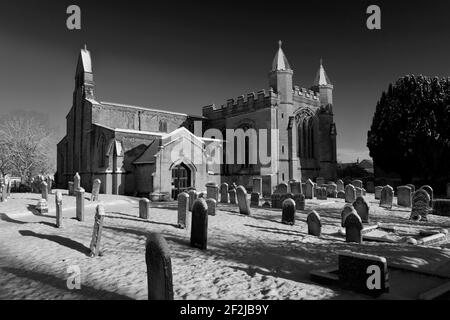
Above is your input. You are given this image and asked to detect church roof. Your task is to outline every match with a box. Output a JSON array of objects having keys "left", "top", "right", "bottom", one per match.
[
  {"left": 313, "top": 59, "right": 332, "bottom": 86},
  {"left": 271, "top": 40, "right": 291, "bottom": 71}
]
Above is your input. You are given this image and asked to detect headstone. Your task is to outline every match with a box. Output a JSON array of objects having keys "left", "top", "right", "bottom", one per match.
[
  {"left": 35, "top": 198, "right": 48, "bottom": 214},
  {"left": 220, "top": 183, "right": 229, "bottom": 203},
  {"left": 290, "top": 181, "right": 302, "bottom": 195},
  {"left": 406, "top": 184, "right": 415, "bottom": 193},
  {"left": 280, "top": 193, "right": 294, "bottom": 204},
  {"left": 253, "top": 177, "right": 262, "bottom": 195},
  {"left": 74, "top": 172, "right": 81, "bottom": 190},
  {"left": 206, "top": 198, "right": 216, "bottom": 216},
  {"left": 353, "top": 196, "right": 369, "bottom": 223},
  {"left": 89, "top": 204, "right": 105, "bottom": 257},
  {"left": 190, "top": 198, "right": 208, "bottom": 250},
  {"left": 250, "top": 192, "right": 260, "bottom": 207},
  {"left": 355, "top": 187, "right": 363, "bottom": 198},
  {"left": 271, "top": 193, "right": 281, "bottom": 209},
  {"left": 76, "top": 187, "right": 85, "bottom": 221},
  {"left": 366, "top": 181, "right": 375, "bottom": 193},
  {"left": 316, "top": 177, "right": 325, "bottom": 186},
  {"left": 177, "top": 192, "right": 189, "bottom": 228},
  {"left": 326, "top": 183, "right": 337, "bottom": 197},
  {"left": 341, "top": 204, "right": 358, "bottom": 227},
  {"left": 274, "top": 182, "right": 288, "bottom": 194},
  {"left": 397, "top": 186, "right": 412, "bottom": 207},
  {"left": 46, "top": 176, "right": 52, "bottom": 195},
  {"left": 261, "top": 175, "right": 272, "bottom": 197},
  {"left": 91, "top": 179, "right": 101, "bottom": 201},
  {"left": 205, "top": 182, "right": 219, "bottom": 201},
  {"left": 305, "top": 179, "right": 314, "bottom": 199},
  {"left": 352, "top": 180, "right": 363, "bottom": 189},
  {"left": 374, "top": 186, "right": 383, "bottom": 200},
  {"left": 281, "top": 198, "right": 296, "bottom": 225},
  {"left": 345, "top": 184, "right": 356, "bottom": 203},
  {"left": 337, "top": 191, "right": 345, "bottom": 199},
  {"left": 236, "top": 186, "right": 251, "bottom": 215},
  {"left": 316, "top": 187, "right": 327, "bottom": 200},
  {"left": 336, "top": 179, "right": 344, "bottom": 192},
  {"left": 293, "top": 193, "right": 305, "bottom": 210},
  {"left": 229, "top": 189, "right": 237, "bottom": 204},
  {"left": 145, "top": 233, "right": 174, "bottom": 300},
  {"left": 410, "top": 189, "right": 431, "bottom": 221},
  {"left": 344, "top": 213, "right": 363, "bottom": 243},
  {"left": 420, "top": 185, "right": 433, "bottom": 206},
  {"left": 41, "top": 181, "right": 48, "bottom": 201},
  {"left": 68, "top": 181, "right": 74, "bottom": 196},
  {"left": 1, "top": 183, "right": 6, "bottom": 202},
  {"left": 188, "top": 189, "right": 198, "bottom": 211},
  {"left": 139, "top": 198, "right": 150, "bottom": 220},
  {"left": 380, "top": 185, "right": 393, "bottom": 209},
  {"left": 55, "top": 191, "right": 63, "bottom": 228},
  {"left": 307, "top": 210, "right": 321, "bottom": 236}
]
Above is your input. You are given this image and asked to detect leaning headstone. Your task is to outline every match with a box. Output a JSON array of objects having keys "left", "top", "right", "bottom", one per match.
[
  {"left": 190, "top": 198, "right": 208, "bottom": 250},
  {"left": 206, "top": 198, "right": 216, "bottom": 216},
  {"left": 177, "top": 192, "right": 189, "bottom": 228},
  {"left": 420, "top": 185, "right": 433, "bottom": 206},
  {"left": 229, "top": 189, "right": 237, "bottom": 204},
  {"left": 336, "top": 179, "right": 344, "bottom": 192},
  {"left": 307, "top": 210, "right": 321, "bottom": 236},
  {"left": 250, "top": 192, "right": 260, "bottom": 207},
  {"left": 236, "top": 186, "right": 251, "bottom": 215},
  {"left": 220, "top": 183, "right": 229, "bottom": 203},
  {"left": 145, "top": 233, "right": 174, "bottom": 300},
  {"left": 366, "top": 181, "right": 375, "bottom": 193},
  {"left": 410, "top": 189, "right": 431, "bottom": 221},
  {"left": 91, "top": 179, "right": 101, "bottom": 201},
  {"left": 89, "top": 204, "right": 105, "bottom": 257},
  {"left": 35, "top": 198, "right": 48, "bottom": 214},
  {"left": 341, "top": 204, "right": 358, "bottom": 227},
  {"left": 76, "top": 187, "right": 85, "bottom": 221},
  {"left": 353, "top": 196, "right": 369, "bottom": 223},
  {"left": 290, "top": 181, "right": 302, "bottom": 195},
  {"left": 397, "top": 186, "right": 412, "bottom": 207},
  {"left": 337, "top": 191, "right": 345, "bottom": 199},
  {"left": 344, "top": 213, "right": 363, "bottom": 243},
  {"left": 205, "top": 182, "right": 219, "bottom": 201},
  {"left": 139, "top": 198, "right": 150, "bottom": 220},
  {"left": 345, "top": 184, "right": 356, "bottom": 203},
  {"left": 352, "top": 180, "right": 363, "bottom": 189},
  {"left": 380, "top": 185, "right": 394, "bottom": 209},
  {"left": 274, "top": 182, "right": 288, "bottom": 194},
  {"left": 293, "top": 193, "right": 305, "bottom": 210},
  {"left": 253, "top": 177, "right": 262, "bottom": 195},
  {"left": 271, "top": 193, "right": 282, "bottom": 209},
  {"left": 188, "top": 190, "right": 198, "bottom": 211},
  {"left": 375, "top": 186, "right": 383, "bottom": 200},
  {"left": 281, "top": 198, "right": 296, "bottom": 225},
  {"left": 55, "top": 191, "right": 63, "bottom": 228},
  {"left": 305, "top": 179, "right": 314, "bottom": 199},
  {"left": 41, "top": 181, "right": 48, "bottom": 201},
  {"left": 316, "top": 177, "right": 325, "bottom": 186},
  {"left": 74, "top": 172, "right": 81, "bottom": 190},
  {"left": 68, "top": 181, "right": 74, "bottom": 196}
]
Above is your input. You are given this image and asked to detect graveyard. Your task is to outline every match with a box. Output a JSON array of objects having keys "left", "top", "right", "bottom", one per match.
[{"left": 0, "top": 178, "right": 449, "bottom": 300}]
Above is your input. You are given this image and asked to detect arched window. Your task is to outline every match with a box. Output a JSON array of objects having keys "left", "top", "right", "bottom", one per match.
[{"left": 298, "top": 116, "right": 315, "bottom": 159}]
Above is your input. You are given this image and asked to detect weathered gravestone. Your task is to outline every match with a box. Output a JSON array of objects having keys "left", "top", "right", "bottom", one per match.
[
  {"left": 206, "top": 182, "right": 219, "bottom": 201},
  {"left": 220, "top": 183, "right": 229, "bottom": 203},
  {"left": 250, "top": 192, "right": 260, "bottom": 207},
  {"left": 206, "top": 198, "right": 216, "bottom": 216},
  {"left": 305, "top": 179, "right": 314, "bottom": 199},
  {"left": 236, "top": 186, "right": 251, "bottom": 215},
  {"left": 190, "top": 198, "right": 208, "bottom": 250},
  {"left": 420, "top": 185, "right": 433, "bottom": 206},
  {"left": 74, "top": 172, "right": 81, "bottom": 190},
  {"left": 397, "top": 186, "right": 412, "bottom": 207},
  {"left": 229, "top": 189, "right": 237, "bottom": 204},
  {"left": 344, "top": 213, "right": 363, "bottom": 243},
  {"left": 290, "top": 181, "right": 302, "bottom": 195},
  {"left": 345, "top": 184, "right": 356, "bottom": 203},
  {"left": 341, "top": 204, "right": 358, "bottom": 227},
  {"left": 274, "top": 182, "right": 288, "bottom": 194},
  {"left": 35, "top": 198, "right": 48, "bottom": 214},
  {"left": 177, "top": 192, "right": 189, "bottom": 228},
  {"left": 68, "top": 181, "right": 74, "bottom": 196},
  {"left": 410, "top": 189, "right": 431, "bottom": 221},
  {"left": 46, "top": 176, "right": 52, "bottom": 195},
  {"left": 337, "top": 191, "right": 345, "bottom": 199},
  {"left": 271, "top": 193, "right": 281, "bottom": 209},
  {"left": 307, "top": 210, "right": 321, "bottom": 237},
  {"left": 261, "top": 175, "right": 272, "bottom": 198},
  {"left": 293, "top": 193, "right": 305, "bottom": 210},
  {"left": 253, "top": 177, "right": 262, "bottom": 195},
  {"left": 139, "top": 198, "right": 150, "bottom": 220},
  {"left": 41, "top": 181, "right": 48, "bottom": 201},
  {"left": 336, "top": 179, "right": 344, "bottom": 192},
  {"left": 280, "top": 193, "right": 294, "bottom": 204},
  {"left": 316, "top": 177, "right": 325, "bottom": 186},
  {"left": 91, "top": 179, "right": 101, "bottom": 201},
  {"left": 281, "top": 198, "right": 296, "bottom": 225},
  {"left": 326, "top": 183, "right": 337, "bottom": 198},
  {"left": 406, "top": 184, "right": 415, "bottom": 193},
  {"left": 374, "top": 186, "right": 383, "bottom": 200},
  {"left": 89, "top": 204, "right": 105, "bottom": 257},
  {"left": 366, "top": 181, "right": 375, "bottom": 193},
  {"left": 188, "top": 190, "right": 197, "bottom": 211},
  {"left": 76, "top": 187, "right": 85, "bottom": 221},
  {"left": 316, "top": 187, "right": 327, "bottom": 200},
  {"left": 55, "top": 191, "right": 63, "bottom": 228},
  {"left": 355, "top": 187, "right": 363, "bottom": 198},
  {"left": 338, "top": 251, "right": 389, "bottom": 297},
  {"left": 352, "top": 180, "right": 363, "bottom": 189},
  {"left": 145, "top": 232, "right": 174, "bottom": 300},
  {"left": 380, "top": 185, "right": 393, "bottom": 209},
  {"left": 353, "top": 196, "right": 369, "bottom": 223}
]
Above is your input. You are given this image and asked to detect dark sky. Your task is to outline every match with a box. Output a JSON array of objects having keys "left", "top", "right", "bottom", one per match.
[{"left": 1, "top": 0, "right": 450, "bottom": 162}]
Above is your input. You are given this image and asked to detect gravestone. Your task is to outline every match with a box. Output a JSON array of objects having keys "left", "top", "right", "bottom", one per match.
[
  {"left": 274, "top": 182, "right": 288, "bottom": 194},
  {"left": 337, "top": 191, "right": 345, "bottom": 199},
  {"left": 397, "top": 186, "right": 412, "bottom": 207},
  {"left": 145, "top": 233, "right": 174, "bottom": 300},
  {"left": 352, "top": 180, "right": 363, "bottom": 189},
  {"left": 55, "top": 191, "right": 63, "bottom": 228},
  {"left": 253, "top": 177, "right": 262, "bottom": 195},
  {"left": 89, "top": 204, "right": 105, "bottom": 257},
  {"left": 206, "top": 198, "right": 216, "bottom": 216},
  {"left": 205, "top": 182, "right": 219, "bottom": 201},
  {"left": 316, "top": 177, "right": 325, "bottom": 186},
  {"left": 68, "top": 181, "right": 74, "bottom": 196},
  {"left": 341, "top": 204, "right": 358, "bottom": 227},
  {"left": 336, "top": 180, "right": 344, "bottom": 192},
  {"left": 280, "top": 193, "right": 294, "bottom": 204},
  {"left": 293, "top": 193, "right": 305, "bottom": 210},
  {"left": 344, "top": 213, "right": 363, "bottom": 243},
  {"left": 1, "top": 183, "right": 6, "bottom": 202},
  {"left": 236, "top": 186, "right": 251, "bottom": 215},
  {"left": 74, "top": 172, "right": 81, "bottom": 190},
  {"left": 380, "top": 185, "right": 394, "bottom": 209},
  {"left": 345, "top": 184, "right": 356, "bottom": 203},
  {"left": 229, "top": 189, "right": 237, "bottom": 204},
  {"left": 326, "top": 183, "right": 337, "bottom": 197},
  {"left": 305, "top": 179, "right": 314, "bottom": 199},
  {"left": 190, "top": 198, "right": 208, "bottom": 250},
  {"left": 91, "top": 179, "right": 101, "bottom": 201},
  {"left": 353, "top": 196, "right": 369, "bottom": 223},
  {"left": 290, "top": 181, "right": 302, "bottom": 195},
  {"left": 250, "top": 192, "right": 260, "bottom": 207},
  {"left": 375, "top": 186, "right": 383, "bottom": 200},
  {"left": 271, "top": 193, "right": 281, "bottom": 209},
  {"left": 46, "top": 176, "right": 52, "bottom": 195},
  {"left": 177, "top": 192, "right": 189, "bottom": 228},
  {"left": 410, "top": 189, "right": 431, "bottom": 221},
  {"left": 262, "top": 175, "right": 272, "bottom": 197},
  {"left": 307, "top": 210, "right": 321, "bottom": 236},
  {"left": 76, "top": 187, "right": 85, "bottom": 221},
  {"left": 220, "top": 183, "right": 229, "bottom": 203},
  {"left": 35, "top": 198, "right": 48, "bottom": 214},
  {"left": 41, "top": 181, "right": 48, "bottom": 201},
  {"left": 406, "top": 184, "right": 415, "bottom": 194},
  {"left": 355, "top": 187, "right": 363, "bottom": 198},
  {"left": 188, "top": 190, "right": 198, "bottom": 211},
  {"left": 281, "top": 198, "right": 296, "bottom": 225},
  {"left": 420, "top": 185, "right": 433, "bottom": 206},
  {"left": 316, "top": 187, "right": 327, "bottom": 200},
  {"left": 366, "top": 181, "right": 375, "bottom": 193},
  {"left": 139, "top": 198, "right": 150, "bottom": 220}
]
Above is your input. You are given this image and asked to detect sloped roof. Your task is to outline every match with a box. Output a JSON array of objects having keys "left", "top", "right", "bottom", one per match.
[
  {"left": 271, "top": 40, "right": 291, "bottom": 71},
  {"left": 80, "top": 48, "right": 92, "bottom": 73}
]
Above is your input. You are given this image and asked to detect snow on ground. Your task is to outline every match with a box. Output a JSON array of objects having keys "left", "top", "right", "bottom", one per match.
[{"left": 0, "top": 191, "right": 449, "bottom": 300}]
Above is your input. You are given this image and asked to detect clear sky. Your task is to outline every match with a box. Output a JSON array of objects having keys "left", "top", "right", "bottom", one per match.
[{"left": 1, "top": 0, "right": 450, "bottom": 162}]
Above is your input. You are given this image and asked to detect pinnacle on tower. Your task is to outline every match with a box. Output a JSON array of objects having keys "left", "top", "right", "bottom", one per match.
[
  {"left": 313, "top": 59, "right": 332, "bottom": 86},
  {"left": 271, "top": 40, "right": 291, "bottom": 71}
]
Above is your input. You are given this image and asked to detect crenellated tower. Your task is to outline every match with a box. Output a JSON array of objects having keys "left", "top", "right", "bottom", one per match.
[{"left": 268, "top": 40, "right": 293, "bottom": 104}]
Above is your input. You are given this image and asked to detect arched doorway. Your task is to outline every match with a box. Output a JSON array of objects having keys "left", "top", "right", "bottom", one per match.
[{"left": 171, "top": 162, "right": 191, "bottom": 199}]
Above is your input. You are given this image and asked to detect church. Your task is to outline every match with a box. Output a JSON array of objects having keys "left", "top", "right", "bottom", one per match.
[{"left": 56, "top": 42, "right": 337, "bottom": 198}]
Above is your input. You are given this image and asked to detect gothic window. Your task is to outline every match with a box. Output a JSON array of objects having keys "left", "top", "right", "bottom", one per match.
[
  {"left": 298, "top": 116, "right": 315, "bottom": 159},
  {"left": 244, "top": 136, "right": 250, "bottom": 168},
  {"left": 159, "top": 120, "right": 168, "bottom": 132}
]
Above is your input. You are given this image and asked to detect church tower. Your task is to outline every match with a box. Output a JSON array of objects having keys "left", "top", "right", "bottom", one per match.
[
  {"left": 312, "top": 59, "right": 333, "bottom": 106},
  {"left": 75, "top": 45, "right": 95, "bottom": 99},
  {"left": 269, "top": 41, "right": 293, "bottom": 104}
]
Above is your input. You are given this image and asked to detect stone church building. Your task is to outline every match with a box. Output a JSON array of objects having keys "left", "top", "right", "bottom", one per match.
[{"left": 56, "top": 42, "right": 337, "bottom": 198}]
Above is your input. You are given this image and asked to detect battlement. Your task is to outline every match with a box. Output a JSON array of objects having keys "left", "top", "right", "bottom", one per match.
[{"left": 293, "top": 86, "right": 320, "bottom": 100}]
